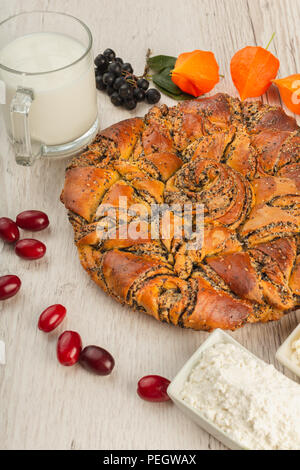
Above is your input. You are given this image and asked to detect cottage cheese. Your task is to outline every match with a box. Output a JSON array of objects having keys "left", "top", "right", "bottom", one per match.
[
  {"left": 291, "top": 338, "right": 300, "bottom": 367},
  {"left": 181, "top": 342, "right": 300, "bottom": 450}
]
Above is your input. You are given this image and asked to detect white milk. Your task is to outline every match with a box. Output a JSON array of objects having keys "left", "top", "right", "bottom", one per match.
[{"left": 0, "top": 32, "right": 97, "bottom": 145}]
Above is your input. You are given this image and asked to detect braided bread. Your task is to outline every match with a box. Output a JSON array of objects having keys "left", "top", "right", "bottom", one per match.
[{"left": 61, "top": 93, "right": 300, "bottom": 331}]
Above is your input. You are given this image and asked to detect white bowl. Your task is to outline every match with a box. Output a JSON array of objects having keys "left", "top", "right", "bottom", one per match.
[
  {"left": 276, "top": 323, "right": 300, "bottom": 378},
  {"left": 167, "top": 329, "right": 266, "bottom": 450}
]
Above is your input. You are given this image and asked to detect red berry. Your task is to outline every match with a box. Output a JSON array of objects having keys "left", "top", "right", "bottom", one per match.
[
  {"left": 137, "top": 375, "right": 171, "bottom": 402},
  {"left": 38, "top": 304, "right": 66, "bottom": 332},
  {"left": 15, "top": 239, "right": 46, "bottom": 260},
  {"left": 16, "top": 210, "right": 49, "bottom": 231},
  {"left": 79, "top": 346, "right": 115, "bottom": 375},
  {"left": 0, "top": 275, "right": 21, "bottom": 301},
  {"left": 0, "top": 217, "right": 20, "bottom": 243},
  {"left": 57, "top": 331, "right": 82, "bottom": 366}
]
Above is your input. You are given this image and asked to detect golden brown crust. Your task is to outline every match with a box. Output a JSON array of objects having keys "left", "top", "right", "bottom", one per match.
[
  {"left": 206, "top": 252, "right": 264, "bottom": 304},
  {"left": 182, "top": 275, "right": 252, "bottom": 331},
  {"left": 61, "top": 94, "right": 300, "bottom": 331},
  {"left": 101, "top": 250, "right": 165, "bottom": 301},
  {"left": 97, "top": 117, "right": 144, "bottom": 160},
  {"left": 61, "top": 167, "right": 119, "bottom": 221}
]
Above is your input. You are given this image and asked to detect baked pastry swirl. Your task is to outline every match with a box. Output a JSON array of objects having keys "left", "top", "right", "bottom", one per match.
[{"left": 61, "top": 93, "right": 300, "bottom": 331}]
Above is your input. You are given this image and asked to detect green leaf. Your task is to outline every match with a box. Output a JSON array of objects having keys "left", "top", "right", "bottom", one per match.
[
  {"left": 147, "top": 54, "right": 193, "bottom": 101},
  {"left": 152, "top": 68, "right": 181, "bottom": 94},
  {"left": 154, "top": 83, "right": 193, "bottom": 101},
  {"left": 147, "top": 55, "right": 176, "bottom": 73},
  {"left": 152, "top": 66, "right": 193, "bottom": 101}
]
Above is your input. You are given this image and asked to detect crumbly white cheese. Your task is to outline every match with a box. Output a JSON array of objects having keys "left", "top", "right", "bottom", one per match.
[
  {"left": 181, "top": 342, "right": 300, "bottom": 450},
  {"left": 291, "top": 338, "right": 300, "bottom": 366}
]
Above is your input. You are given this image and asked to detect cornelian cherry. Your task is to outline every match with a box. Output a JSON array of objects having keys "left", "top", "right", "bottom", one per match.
[
  {"left": 137, "top": 375, "right": 171, "bottom": 402},
  {"left": 0, "top": 275, "right": 21, "bottom": 301},
  {"left": 38, "top": 304, "right": 66, "bottom": 332},
  {"left": 15, "top": 239, "right": 46, "bottom": 260},
  {"left": 0, "top": 217, "right": 20, "bottom": 243},
  {"left": 79, "top": 346, "right": 115, "bottom": 375},
  {"left": 16, "top": 210, "right": 49, "bottom": 231},
  {"left": 57, "top": 331, "right": 82, "bottom": 366}
]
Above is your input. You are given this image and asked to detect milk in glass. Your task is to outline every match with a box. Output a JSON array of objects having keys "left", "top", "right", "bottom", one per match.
[{"left": 0, "top": 32, "right": 97, "bottom": 145}]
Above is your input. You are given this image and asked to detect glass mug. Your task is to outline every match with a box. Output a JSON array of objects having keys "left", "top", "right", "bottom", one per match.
[{"left": 0, "top": 11, "right": 98, "bottom": 166}]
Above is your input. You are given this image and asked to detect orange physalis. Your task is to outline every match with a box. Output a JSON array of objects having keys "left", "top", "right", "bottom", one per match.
[
  {"left": 230, "top": 46, "right": 280, "bottom": 100},
  {"left": 171, "top": 50, "right": 219, "bottom": 97},
  {"left": 272, "top": 75, "right": 300, "bottom": 115}
]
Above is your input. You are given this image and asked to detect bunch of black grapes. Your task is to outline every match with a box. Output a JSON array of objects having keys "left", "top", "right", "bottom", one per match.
[{"left": 94, "top": 49, "right": 161, "bottom": 110}]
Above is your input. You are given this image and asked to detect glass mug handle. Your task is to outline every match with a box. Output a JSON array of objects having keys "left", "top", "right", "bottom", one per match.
[{"left": 10, "top": 86, "right": 41, "bottom": 166}]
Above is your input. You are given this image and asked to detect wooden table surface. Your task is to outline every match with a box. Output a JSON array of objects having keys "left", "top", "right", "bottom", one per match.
[{"left": 1, "top": 0, "right": 300, "bottom": 451}]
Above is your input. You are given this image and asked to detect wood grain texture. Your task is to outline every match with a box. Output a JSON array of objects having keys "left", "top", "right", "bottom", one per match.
[{"left": 0, "top": 0, "right": 300, "bottom": 450}]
